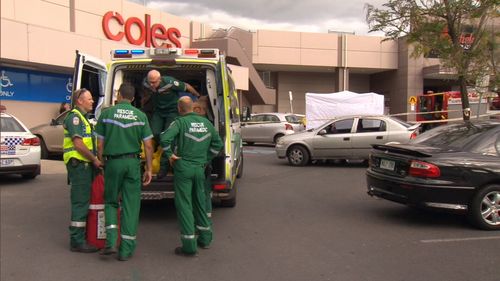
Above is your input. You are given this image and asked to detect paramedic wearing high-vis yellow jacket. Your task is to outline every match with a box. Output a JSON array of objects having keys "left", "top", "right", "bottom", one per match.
[
  {"left": 63, "top": 88, "right": 102, "bottom": 253},
  {"left": 96, "top": 83, "right": 154, "bottom": 261},
  {"left": 142, "top": 70, "right": 201, "bottom": 179},
  {"left": 160, "top": 96, "right": 223, "bottom": 257}
]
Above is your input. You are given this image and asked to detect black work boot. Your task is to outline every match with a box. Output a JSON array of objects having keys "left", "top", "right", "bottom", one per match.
[
  {"left": 174, "top": 247, "right": 197, "bottom": 257},
  {"left": 70, "top": 243, "right": 99, "bottom": 253},
  {"left": 99, "top": 246, "right": 118, "bottom": 255},
  {"left": 197, "top": 242, "right": 210, "bottom": 249},
  {"left": 117, "top": 254, "right": 132, "bottom": 261}
]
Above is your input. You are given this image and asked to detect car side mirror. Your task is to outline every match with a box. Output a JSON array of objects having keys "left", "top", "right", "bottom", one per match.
[
  {"left": 318, "top": 129, "right": 327, "bottom": 135},
  {"left": 50, "top": 119, "right": 57, "bottom": 126}
]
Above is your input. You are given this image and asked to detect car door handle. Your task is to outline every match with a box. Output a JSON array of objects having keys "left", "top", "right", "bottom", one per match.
[
  {"left": 343, "top": 137, "right": 350, "bottom": 141},
  {"left": 376, "top": 136, "right": 383, "bottom": 139}
]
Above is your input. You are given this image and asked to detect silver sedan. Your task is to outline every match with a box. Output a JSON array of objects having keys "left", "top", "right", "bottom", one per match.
[
  {"left": 241, "top": 113, "right": 305, "bottom": 145},
  {"left": 276, "top": 115, "right": 420, "bottom": 166}
]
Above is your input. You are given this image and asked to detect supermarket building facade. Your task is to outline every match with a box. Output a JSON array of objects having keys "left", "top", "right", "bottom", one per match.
[{"left": 1, "top": 0, "right": 458, "bottom": 128}]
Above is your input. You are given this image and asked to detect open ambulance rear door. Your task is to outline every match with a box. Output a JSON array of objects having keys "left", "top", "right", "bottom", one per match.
[{"left": 72, "top": 51, "right": 108, "bottom": 119}]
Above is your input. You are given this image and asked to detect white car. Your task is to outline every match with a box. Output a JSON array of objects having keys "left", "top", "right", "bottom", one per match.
[
  {"left": 276, "top": 115, "right": 421, "bottom": 166},
  {"left": 1, "top": 112, "right": 41, "bottom": 179},
  {"left": 241, "top": 113, "right": 305, "bottom": 145}
]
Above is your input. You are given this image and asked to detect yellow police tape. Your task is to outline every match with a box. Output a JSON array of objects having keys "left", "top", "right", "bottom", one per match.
[{"left": 302, "top": 110, "right": 499, "bottom": 125}]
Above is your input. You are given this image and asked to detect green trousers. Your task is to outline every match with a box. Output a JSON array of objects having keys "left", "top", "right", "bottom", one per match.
[
  {"left": 103, "top": 157, "right": 142, "bottom": 258},
  {"left": 151, "top": 112, "right": 177, "bottom": 173},
  {"left": 204, "top": 165, "right": 213, "bottom": 223},
  {"left": 173, "top": 160, "right": 212, "bottom": 254},
  {"left": 66, "top": 160, "right": 93, "bottom": 246}
]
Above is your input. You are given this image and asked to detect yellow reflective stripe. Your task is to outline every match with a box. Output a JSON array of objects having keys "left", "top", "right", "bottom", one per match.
[
  {"left": 221, "top": 62, "right": 232, "bottom": 182},
  {"left": 106, "top": 225, "right": 118, "bottom": 229}
]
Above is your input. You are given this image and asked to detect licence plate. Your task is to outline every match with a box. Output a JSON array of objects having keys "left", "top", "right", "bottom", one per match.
[
  {"left": 380, "top": 159, "right": 395, "bottom": 171},
  {"left": 1, "top": 159, "right": 14, "bottom": 166}
]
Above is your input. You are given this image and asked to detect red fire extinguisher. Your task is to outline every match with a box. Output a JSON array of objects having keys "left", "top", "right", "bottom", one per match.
[{"left": 86, "top": 173, "right": 106, "bottom": 248}]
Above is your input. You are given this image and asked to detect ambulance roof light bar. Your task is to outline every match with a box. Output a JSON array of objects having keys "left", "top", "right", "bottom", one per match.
[
  {"left": 111, "top": 47, "right": 219, "bottom": 60},
  {"left": 112, "top": 49, "right": 146, "bottom": 59}
]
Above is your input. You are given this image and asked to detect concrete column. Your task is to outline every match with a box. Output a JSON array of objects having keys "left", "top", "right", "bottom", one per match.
[
  {"left": 336, "top": 34, "right": 349, "bottom": 92},
  {"left": 336, "top": 68, "right": 349, "bottom": 92}
]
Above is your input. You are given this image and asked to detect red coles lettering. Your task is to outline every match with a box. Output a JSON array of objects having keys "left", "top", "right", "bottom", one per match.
[{"left": 102, "top": 11, "right": 182, "bottom": 48}]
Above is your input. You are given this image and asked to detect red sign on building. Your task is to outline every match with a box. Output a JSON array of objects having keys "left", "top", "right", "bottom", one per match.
[{"left": 102, "top": 11, "right": 182, "bottom": 48}]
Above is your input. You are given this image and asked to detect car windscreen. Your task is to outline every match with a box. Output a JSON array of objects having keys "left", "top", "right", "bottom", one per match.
[
  {"left": 285, "top": 115, "right": 300, "bottom": 123},
  {"left": 1, "top": 117, "right": 26, "bottom": 132},
  {"left": 411, "top": 123, "right": 494, "bottom": 149}
]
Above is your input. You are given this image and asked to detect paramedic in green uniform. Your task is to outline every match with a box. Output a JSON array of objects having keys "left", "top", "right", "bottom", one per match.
[
  {"left": 142, "top": 69, "right": 201, "bottom": 179},
  {"left": 160, "top": 96, "right": 223, "bottom": 256},
  {"left": 63, "top": 88, "right": 102, "bottom": 253},
  {"left": 96, "top": 83, "right": 154, "bottom": 261}
]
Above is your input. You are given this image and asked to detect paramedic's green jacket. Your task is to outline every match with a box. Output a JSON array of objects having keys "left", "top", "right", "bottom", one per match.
[{"left": 160, "top": 112, "right": 222, "bottom": 164}]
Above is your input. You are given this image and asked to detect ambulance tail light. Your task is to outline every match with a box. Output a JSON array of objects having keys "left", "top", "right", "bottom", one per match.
[{"left": 213, "top": 184, "right": 227, "bottom": 191}]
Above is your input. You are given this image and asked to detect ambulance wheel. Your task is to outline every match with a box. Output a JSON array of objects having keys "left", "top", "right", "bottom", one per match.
[
  {"left": 220, "top": 185, "right": 237, "bottom": 208},
  {"left": 236, "top": 153, "right": 243, "bottom": 178}
]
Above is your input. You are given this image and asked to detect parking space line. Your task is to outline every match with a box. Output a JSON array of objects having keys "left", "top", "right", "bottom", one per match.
[{"left": 421, "top": 236, "right": 500, "bottom": 243}]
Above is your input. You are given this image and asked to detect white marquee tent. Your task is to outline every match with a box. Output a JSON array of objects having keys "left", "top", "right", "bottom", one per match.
[{"left": 305, "top": 91, "right": 385, "bottom": 129}]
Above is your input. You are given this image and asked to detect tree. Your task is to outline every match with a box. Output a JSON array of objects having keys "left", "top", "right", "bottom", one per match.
[{"left": 366, "top": 0, "right": 499, "bottom": 121}]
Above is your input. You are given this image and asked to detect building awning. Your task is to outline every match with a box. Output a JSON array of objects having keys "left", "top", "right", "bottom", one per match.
[{"left": 423, "top": 65, "right": 457, "bottom": 80}]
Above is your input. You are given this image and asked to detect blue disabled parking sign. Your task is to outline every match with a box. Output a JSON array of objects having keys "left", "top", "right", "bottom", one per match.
[{"left": 0, "top": 67, "right": 72, "bottom": 103}]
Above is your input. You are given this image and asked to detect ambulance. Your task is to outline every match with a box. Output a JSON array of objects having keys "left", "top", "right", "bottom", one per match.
[{"left": 72, "top": 47, "right": 244, "bottom": 207}]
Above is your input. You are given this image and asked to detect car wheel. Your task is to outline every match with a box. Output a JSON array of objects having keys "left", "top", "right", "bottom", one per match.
[
  {"left": 273, "top": 133, "right": 284, "bottom": 144},
  {"left": 245, "top": 141, "right": 255, "bottom": 146},
  {"left": 236, "top": 152, "right": 243, "bottom": 178},
  {"left": 287, "top": 145, "right": 310, "bottom": 166},
  {"left": 468, "top": 184, "right": 500, "bottom": 230},
  {"left": 39, "top": 136, "right": 49, "bottom": 159}
]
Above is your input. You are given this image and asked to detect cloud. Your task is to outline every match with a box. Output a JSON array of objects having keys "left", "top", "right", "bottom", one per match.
[{"left": 143, "top": 0, "right": 387, "bottom": 35}]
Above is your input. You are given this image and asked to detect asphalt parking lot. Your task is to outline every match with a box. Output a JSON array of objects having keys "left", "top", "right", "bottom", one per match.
[{"left": 1, "top": 146, "right": 499, "bottom": 281}]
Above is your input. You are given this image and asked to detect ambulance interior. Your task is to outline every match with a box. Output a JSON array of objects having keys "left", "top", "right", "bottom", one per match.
[
  {"left": 111, "top": 66, "right": 219, "bottom": 128},
  {"left": 110, "top": 66, "right": 225, "bottom": 178}
]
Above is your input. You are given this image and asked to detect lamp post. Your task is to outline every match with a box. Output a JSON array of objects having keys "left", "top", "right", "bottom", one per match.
[{"left": 289, "top": 91, "right": 293, "bottom": 114}]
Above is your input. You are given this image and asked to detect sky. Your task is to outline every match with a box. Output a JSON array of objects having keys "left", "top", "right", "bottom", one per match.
[{"left": 130, "top": 0, "right": 387, "bottom": 36}]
